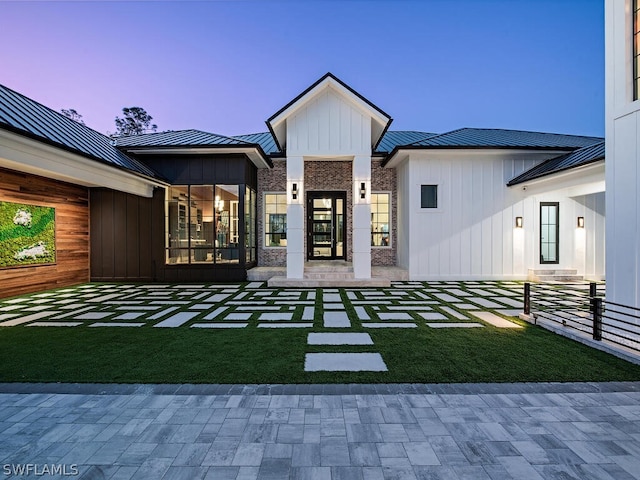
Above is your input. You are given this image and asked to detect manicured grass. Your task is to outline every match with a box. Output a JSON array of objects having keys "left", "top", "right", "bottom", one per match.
[{"left": 0, "top": 320, "right": 639, "bottom": 384}]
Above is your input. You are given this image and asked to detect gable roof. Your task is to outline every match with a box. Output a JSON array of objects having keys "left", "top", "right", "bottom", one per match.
[
  {"left": 232, "top": 132, "right": 280, "bottom": 155},
  {"left": 507, "top": 141, "right": 605, "bottom": 186},
  {"left": 0, "top": 84, "right": 160, "bottom": 179},
  {"left": 266, "top": 72, "right": 393, "bottom": 152},
  {"left": 406, "top": 128, "right": 603, "bottom": 149}
]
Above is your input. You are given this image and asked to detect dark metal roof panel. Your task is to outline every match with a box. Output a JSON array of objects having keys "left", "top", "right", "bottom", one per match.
[
  {"left": 410, "top": 128, "right": 603, "bottom": 149},
  {"left": 507, "top": 141, "right": 605, "bottom": 186},
  {"left": 376, "top": 131, "right": 436, "bottom": 153},
  {"left": 115, "top": 129, "right": 252, "bottom": 148},
  {"left": 232, "top": 132, "right": 280, "bottom": 155},
  {"left": 0, "top": 84, "right": 160, "bottom": 179}
]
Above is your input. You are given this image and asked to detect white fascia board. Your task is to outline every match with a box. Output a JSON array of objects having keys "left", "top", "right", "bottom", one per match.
[
  {"left": 268, "top": 78, "right": 390, "bottom": 148},
  {"left": 384, "top": 148, "right": 567, "bottom": 168},
  {"left": 128, "top": 147, "right": 271, "bottom": 169},
  {"left": 509, "top": 161, "right": 605, "bottom": 196},
  {"left": 0, "top": 130, "right": 163, "bottom": 197}
]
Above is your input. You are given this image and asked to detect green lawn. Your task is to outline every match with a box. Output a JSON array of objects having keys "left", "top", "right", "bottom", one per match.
[{"left": 0, "top": 320, "right": 639, "bottom": 384}]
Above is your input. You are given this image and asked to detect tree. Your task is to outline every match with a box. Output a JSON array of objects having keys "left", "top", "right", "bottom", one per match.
[
  {"left": 114, "top": 107, "right": 157, "bottom": 136},
  {"left": 60, "top": 108, "right": 85, "bottom": 125}
]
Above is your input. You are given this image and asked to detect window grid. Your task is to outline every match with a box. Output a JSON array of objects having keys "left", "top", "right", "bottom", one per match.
[
  {"left": 264, "top": 193, "right": 287, "bottom": 247},
  {"left": 371, "top": 192, "right": 391, "bottom": 247}
]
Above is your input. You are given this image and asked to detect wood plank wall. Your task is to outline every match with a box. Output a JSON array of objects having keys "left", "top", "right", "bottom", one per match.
[{"left": 0, "top": 167, "right": 89, "bottom": 298}]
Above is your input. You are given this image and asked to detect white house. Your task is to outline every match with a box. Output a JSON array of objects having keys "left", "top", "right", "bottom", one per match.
[{"left": 0, "top": 73, "right": 604, "bottom": 296}]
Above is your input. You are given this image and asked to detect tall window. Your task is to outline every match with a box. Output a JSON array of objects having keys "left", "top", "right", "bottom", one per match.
[
  {"left": 635, "top": 0, "right": 640, "bottom": 100},
  {"left": 371, "top": 193, "right": 390, "bottom": 247},
  {"left": 540, "top": 202, "right": 559, "bottom": 264},
  {"left": 265, "top": 193, "right": 287, "bottom": 247},
  {"left": 245, "top": 186, "right": 256, "bottom": 263},
  {"left": 166, "top": 185, "right": 240, "bottom": 264}
]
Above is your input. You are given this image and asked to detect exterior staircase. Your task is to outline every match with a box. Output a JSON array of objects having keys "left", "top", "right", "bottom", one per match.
[
  {"left": 251, "top": 261, "right": 406, "bottom": 288},
  {"left": 527, "top": 268, "right": 583, "bottom": 282}
]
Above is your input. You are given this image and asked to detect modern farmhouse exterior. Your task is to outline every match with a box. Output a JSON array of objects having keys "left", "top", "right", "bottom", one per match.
[{"left": 0, "top": 73, "right": 605, "bottom": 297}]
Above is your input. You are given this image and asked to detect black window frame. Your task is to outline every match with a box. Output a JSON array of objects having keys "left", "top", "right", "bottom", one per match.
[
  {"left": 420, "top": 184, "right": 438, "bottom": 209},
  {"left": 540, "top": 202, "right": 560, "bottom": 265}
]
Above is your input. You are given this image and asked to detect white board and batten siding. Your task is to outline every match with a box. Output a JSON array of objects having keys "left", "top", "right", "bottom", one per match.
[
  {"left": 396, "top": 151, "right": 606, "bottom": 281},
  {"left": 605, "top": 0, "right": 640, "bottom": 308},
  {"left": 286, "top": 88, "right": 372, "bottom": 156}
]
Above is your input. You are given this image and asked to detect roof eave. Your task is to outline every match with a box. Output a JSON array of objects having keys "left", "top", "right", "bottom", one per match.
[{"left": 507, "top": 156, "right": 605, "bottom": 187}]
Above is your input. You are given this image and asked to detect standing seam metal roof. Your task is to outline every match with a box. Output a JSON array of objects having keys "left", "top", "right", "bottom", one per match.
[
  {"left": 408, "top": 128, "right": 603, "bottom": 149},
  {"left": 115, "top": 129, "right": 254, "bottom": 148},
  {"left": 0, "top": 84, "right": 160, "bottom": 179},
  {"left": 507, "top": 141, "right": 605, "bottom": 186}
]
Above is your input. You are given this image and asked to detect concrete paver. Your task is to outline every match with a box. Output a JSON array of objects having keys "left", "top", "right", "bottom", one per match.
[{"left": 0, "top": 382, "right": 639, "bottom": 479}]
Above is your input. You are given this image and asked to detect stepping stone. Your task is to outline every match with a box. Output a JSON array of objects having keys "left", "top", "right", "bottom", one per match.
[
  {"left": 0, "top": 311, "right": 58, "bottom": 327},
  {"left": 471, "top": 298, "right": 506, "bottom": 309},
  {"left": 471, "top": 312, "right": 522, "bottom": 328},
  {"left": 75, "top": 312, "right": 112, "bottom": 320},
  {"left": 323, "top": 293, "right": 342, "bottom": 303},
  {"left": 28, "top": 322, "right": 82, "bottom": 327},
  {"left": 0, "top": 314, "right": 18, "bottom": 321},
  {"left": 259, "top": 312, "right": 294, "bottom": 321},
  {"left": 302, "top": 307, "right": 315, "bottom": 321},
  {"left": 191, "top": 323, "right": 247, "bottom": 328},
  {"left": 148, "top": 306, "right": 180, "bottom": 320},
  {"left": 378, "top": 313, "right": 412, "bottom": 320},
  {"left": 304, "top": 353, "right": 387, "bottom": 372},
  {"left": 323, "top": 311, "right": 351, "bottom": 328},
  {"left": 246, "top": 282, "right": 264, "bottom": 288},
  {"left": 453, "top": 304, "right": 480, "bottom": 310},
  {"left": 354, "top": 306, "right": 370, "bottom": 320},
  {"left": 258, "top": 323, "right": 313, "bottom": 328},
  {"left": 426, "top": 323, "right": 484, "bottom": 328},
  {"left": 154, "top": 311, "right": 199, "bottom": 328},
  {"left": 86, "top": 294, "right": 121, "bottom": 303},
  {"left": 203, "top": 307, "right": 228, "bottom": 320},
  {"left": 418, "top": 312, "right": 448, "bottom": 320},
  {"left": 325, "top": 303, "right": 344, "bottom": 310},
  {"left": 363, "top": 323, "right": 417, "bottom": 328},
  {"left": 497, "top": 309, "right": 522, "bottom": 317},
  {"left": 307, "top": 333, "right": 374, "bottom": 345},
  {"left": 493, "top": 297, "right": 523, "bottom": 308},
  {"left": 433, "top": 293, "right": 460, "bottom": 302},
  {"left": 226, "top": 313, "right": 252, "bottom": 321},
  {"left": 90, "top": 323, "right": 145, "bottom": 327},
  {"left": 440, "top": 307, "right": 468, "bottom": 320},
  {"left": 203, "top": 294, "right": 230, "bottom": 303},
  {"left": 115, "top": 312, "right": 145, "bottom": 320}
]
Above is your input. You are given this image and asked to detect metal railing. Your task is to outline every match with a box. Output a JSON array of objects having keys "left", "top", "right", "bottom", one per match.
[{"left": 524, "top": 282, "right": 640, "bottom": 353}]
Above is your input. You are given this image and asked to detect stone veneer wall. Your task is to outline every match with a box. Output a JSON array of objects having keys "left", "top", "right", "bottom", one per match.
[
  {"left": 256, "top": 158, "right": 398, "bottom": 267},
  {"left": 257, "top": 159, "right": 287, "bottom": 266},
  {"left": 371, "top": 159, "right": 397, "bottom": 266}
]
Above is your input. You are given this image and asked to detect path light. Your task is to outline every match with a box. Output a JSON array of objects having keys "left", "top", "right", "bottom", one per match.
[
  {"left": 577, "top": 216, "right": 585, "bottom": 228},
  {"left": 515, "top": 216, "right": 523, "bottom": 228}
]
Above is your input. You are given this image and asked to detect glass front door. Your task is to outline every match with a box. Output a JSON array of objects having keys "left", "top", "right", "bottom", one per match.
[{"left": 307, "top": 192, "right": 346, "bottom": 260}]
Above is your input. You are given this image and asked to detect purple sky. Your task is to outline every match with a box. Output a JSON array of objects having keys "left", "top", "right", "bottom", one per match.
[{"left": 0, "top": 0, "right": 603, "bottom": 138}]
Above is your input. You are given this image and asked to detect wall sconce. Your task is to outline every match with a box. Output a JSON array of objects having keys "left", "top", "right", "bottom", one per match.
[
  {"left": 292, "top": 183, "right": 298, "bottom": 200},
  {"left": 515, "top": 216, "right": 523, "bottom": 228},
  {"left": 577, "top": 216, "right": 585, "bottom": 228},
  {"left": 360, "top": 182, "right": 366, "bottom": 199}
]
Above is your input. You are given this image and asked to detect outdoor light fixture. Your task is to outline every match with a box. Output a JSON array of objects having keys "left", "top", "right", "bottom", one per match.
[
  {"left": 292, "top": 183, "right": 298, "bottom": 200},
  {"left": 360, "top": 182, "right": 366, "bottom": 199},
  {"left": 577, "top": 216, "right": 585, "bottom": 228},
  {"left": 515, "top": 216, "right": 523, "bottom": 228}
]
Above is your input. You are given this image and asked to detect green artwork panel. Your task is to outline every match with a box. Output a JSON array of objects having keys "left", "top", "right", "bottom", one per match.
[{"left": 0, "top": 201, "right": 56, "bottom": 268}]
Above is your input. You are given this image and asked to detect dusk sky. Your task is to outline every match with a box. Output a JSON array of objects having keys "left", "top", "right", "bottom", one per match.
[{"left": 0, "top": 0, "right": 603, "bottom": 138}]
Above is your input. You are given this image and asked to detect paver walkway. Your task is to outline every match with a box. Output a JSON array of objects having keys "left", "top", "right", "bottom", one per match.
[{"left": 0, "top": 382, "right": 639, "bottom": 480}]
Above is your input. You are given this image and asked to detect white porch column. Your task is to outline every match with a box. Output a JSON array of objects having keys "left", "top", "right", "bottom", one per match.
[
  {"left": 352, "top": 155, "right": 372, "bottom": 279},
  {"left": 287, "top": 155, "right": 304, "bottom": 279}
]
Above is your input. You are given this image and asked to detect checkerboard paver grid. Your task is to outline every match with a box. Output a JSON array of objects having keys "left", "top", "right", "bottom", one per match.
[{"left": 0, "top": 281, "right": 534, "bottom": 332}]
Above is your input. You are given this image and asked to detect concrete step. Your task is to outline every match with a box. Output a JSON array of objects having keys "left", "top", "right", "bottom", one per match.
[
  {"left": 267, "top": 276, "right": 391, "bottom": 288},
  {"left": 529, "top": 269, "right": 578, "bottom": 276},
  {"left": 528, "top": 268, "right": 583, "bottom": 282}
]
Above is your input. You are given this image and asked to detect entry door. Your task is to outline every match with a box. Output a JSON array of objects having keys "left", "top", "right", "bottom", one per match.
[
  {"left": 307, "top": 192, "right": 346, "bottom": 260},
  {"left": 540, "top": 202, "right": 559, "bottom": 264}
]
